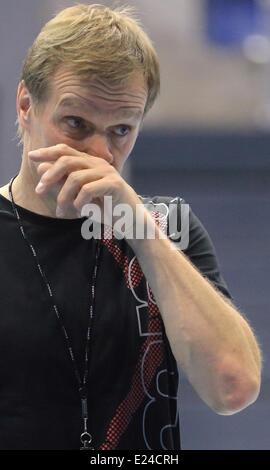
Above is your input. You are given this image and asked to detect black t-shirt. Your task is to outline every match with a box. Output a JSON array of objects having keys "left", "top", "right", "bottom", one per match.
[{"left": 0, "top": 193, "right": 231, "bottom": 450}]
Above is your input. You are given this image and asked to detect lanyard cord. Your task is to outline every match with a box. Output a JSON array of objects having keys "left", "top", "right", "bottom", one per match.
[{"left": 8, "top": 175, "right": 101, "bottom": 450}]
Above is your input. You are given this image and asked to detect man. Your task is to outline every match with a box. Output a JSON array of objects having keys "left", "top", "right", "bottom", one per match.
[{"left": 0, "top": 4, "right": 261, "bottom": 450}]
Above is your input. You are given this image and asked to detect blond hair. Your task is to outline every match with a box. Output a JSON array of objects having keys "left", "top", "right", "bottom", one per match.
[{"left": 17, "top": 3, "right": 160, "bottom": 143}]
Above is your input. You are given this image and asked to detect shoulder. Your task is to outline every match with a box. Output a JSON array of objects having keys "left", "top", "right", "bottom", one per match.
[{"left": 139, "top": 194, "right": 202, "bottom": 240}]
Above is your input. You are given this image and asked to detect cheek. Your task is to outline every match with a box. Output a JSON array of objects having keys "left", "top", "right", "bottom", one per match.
[
  {"left": 29, "top": 118, "right": 57, "bottom": 148},
  {"left": 27, "top": 120, "right": 65, "bottom": 178},
  {"left": 116, "top": 134, "right": 138, "bottom": 168},
  {"left": 37, "top": 120, "right": 86, "bottom": 152},
  {"left": 114, "top": 157, "right": 126, "bottom": 173},
  {"left": 114, "top": 147, "right": 132, "bottom": 172},
  {"left": 32, "top": 115, "right": 70, "bottom": 149},
  {"left": 41, "top": 122, "right": 66, "bottom": 147}
]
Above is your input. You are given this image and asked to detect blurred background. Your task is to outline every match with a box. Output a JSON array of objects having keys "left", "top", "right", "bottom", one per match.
[{"left": 0, "top": 0, "right": 269, "bottom": 449}]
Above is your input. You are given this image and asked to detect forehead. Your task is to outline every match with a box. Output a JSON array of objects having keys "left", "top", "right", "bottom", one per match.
[{"left": 49, "top": 67, "right": 148, "bottom": 117}]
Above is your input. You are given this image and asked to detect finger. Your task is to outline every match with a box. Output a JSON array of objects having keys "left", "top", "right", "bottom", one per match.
[
  {"left": 28, "top": 143, "right": 81, "bottom": 162},
  {"left": 73, "top": 179, "right": 110, "bottom": 211},
  {"left": 36, "top": 155, "right": 114, "bottom": 195},
  {"left": 57, "top": 169, "right": 104, "bottom": 209},
  {"left": 28, "top": 143, "right": 109, "bottom": 170},
  {"left": 36, "top": 162, "right": 54, "bottom": 178},
  {"left": 40, "top": 156, "right": 90, "bottom": 186},
  {"left": 35, "top": 161, "right": 70, "bottom": 196}
]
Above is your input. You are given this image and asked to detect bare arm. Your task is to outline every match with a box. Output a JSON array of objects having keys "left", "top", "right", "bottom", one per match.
[{"left": 128, "top": 208, "right": 261, "bottom": 415}]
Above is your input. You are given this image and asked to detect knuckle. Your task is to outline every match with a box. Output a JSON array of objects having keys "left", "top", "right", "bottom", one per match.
[
  {"left": 57, "top": 143, "right": 69, "bottom": 153},
  {"left": 107, "top": 166, "right": 115, "bottom": 175},
  {"left": 111, "top": 175, "right": 122, "bottom": 188},
  {"left": 67, "top": 172, "right": 80, "bottom": 184},
  {"left": 81, "top": 184, "right": 91, "bottom": 195},
  {"left": 59, "top": 155, "right": 71, "bottom": 165}
]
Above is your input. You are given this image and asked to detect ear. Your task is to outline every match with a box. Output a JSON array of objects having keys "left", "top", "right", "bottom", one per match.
[{"left": 16, "top": 80, "right": 33, "bottom": 132}]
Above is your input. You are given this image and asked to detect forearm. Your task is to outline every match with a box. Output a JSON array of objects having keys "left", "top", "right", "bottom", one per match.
[{"left": 128, "top": 211, "right": 261, "bottom": 414}]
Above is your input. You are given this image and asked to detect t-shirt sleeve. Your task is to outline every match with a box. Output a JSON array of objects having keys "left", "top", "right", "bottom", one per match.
[
  {"left": 140, "top": 194, "right": 233, "bottom": 301},
  {"left": 171, "top": 197, "right": 233, "bottom": 301}
]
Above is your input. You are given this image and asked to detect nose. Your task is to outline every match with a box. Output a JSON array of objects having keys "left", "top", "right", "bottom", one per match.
[{"left": 84, "top": 132, "right": 114, "bottom": 165}]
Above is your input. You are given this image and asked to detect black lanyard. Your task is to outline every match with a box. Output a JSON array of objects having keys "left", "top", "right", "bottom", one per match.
[{"left": 9, "top": 175, "right": 100, "bottom": 450}]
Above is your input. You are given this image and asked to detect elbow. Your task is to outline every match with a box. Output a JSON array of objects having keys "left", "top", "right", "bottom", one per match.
[
  {"left": 215, "top": 378, "right": 260, "bottom": 416},
  {"left": 211, "top": 363, "right": 261, "bottom": 416}
]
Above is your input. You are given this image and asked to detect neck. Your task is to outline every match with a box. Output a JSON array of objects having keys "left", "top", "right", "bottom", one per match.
[{"left": 12, "top": 171, "right": 56, "bottom": 218}]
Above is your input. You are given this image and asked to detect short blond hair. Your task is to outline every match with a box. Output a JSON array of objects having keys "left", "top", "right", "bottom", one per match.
[{"left": 17, "top": 3, "right": 160, "bottom": 143}]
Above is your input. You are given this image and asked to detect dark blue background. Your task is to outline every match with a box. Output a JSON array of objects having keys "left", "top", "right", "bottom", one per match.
[
  {"left": 131, "top": 130, "right": 270, "bottom": 449},
  {"left": 206, "top": 0, "right": 263, "bottom": 46}
]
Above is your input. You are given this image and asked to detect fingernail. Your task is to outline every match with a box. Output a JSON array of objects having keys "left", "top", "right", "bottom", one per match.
[
  {"left": 29, "top": 150, "right": 41, "bottom": 157},
  {"left": 56, "top": 206, "right": 65, "bottom": 218},
  {"left": 35, "top": 182, "right": 45, "bottom": 193}
]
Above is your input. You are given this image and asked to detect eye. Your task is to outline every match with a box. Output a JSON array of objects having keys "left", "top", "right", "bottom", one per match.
[
  {"left": 64, "top": 116, "right": 86, "bottom": 130},
  {"left": 113, "top": 126, "right": 131, "bottom": 137}
]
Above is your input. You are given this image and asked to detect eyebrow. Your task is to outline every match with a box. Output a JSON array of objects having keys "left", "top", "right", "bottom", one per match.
[{"left": 57, "top": 97, "right": 144, "bottom": 120}]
